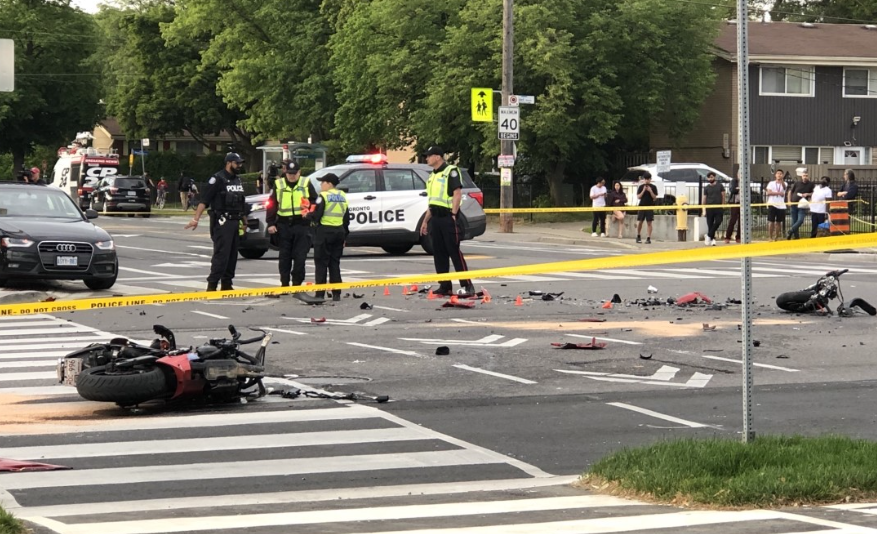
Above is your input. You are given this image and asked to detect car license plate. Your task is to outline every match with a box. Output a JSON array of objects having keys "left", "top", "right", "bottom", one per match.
[
  {"left": 127, "top": 191, "right": 136, "bottom": 196},
  {"left": 56, "top": 256, "right": 78, "bottom": 267}
]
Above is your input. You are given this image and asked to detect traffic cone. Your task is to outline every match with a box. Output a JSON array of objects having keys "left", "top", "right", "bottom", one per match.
[
  {"left": 402, "top": 285, "right": 409, "bottom": 296},
  {"left": 383, "top": 286, "right": 390, "bottom": 296},
  {"left": 427, "top": 289, "right": 436, "bottom": 300},
  {"left": 450, "top": 295, "right": 459, "bottom": 304},
  {"left": 514, "top": 295, "right": 523, "bottom": 306},
  {"left": 481, "top": 287, "right": 492, "bottom": 304},
  {"left": 602, "top": 301, "right": 613, "bottom": 309},
  {"left": 410, "top": 284, "right": 418, "bottom": 292}
]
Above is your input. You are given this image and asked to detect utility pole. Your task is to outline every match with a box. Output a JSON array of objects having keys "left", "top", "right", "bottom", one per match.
[
  {"left": 737, "top": 0, "right": 755, "bottom": 443},
  {"left": 499, "top": 0, "right": 514, "bottom": 233}
]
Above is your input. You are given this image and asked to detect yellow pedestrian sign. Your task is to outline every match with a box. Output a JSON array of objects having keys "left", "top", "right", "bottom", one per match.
[{"left": 471, "top": 88, "right": 493, "bottom": 122}]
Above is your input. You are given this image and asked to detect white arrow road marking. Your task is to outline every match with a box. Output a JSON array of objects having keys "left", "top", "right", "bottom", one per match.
[
  {"left": 348, "top": 343, "right": 424, "bottom": 358},
  {"left": 453, "top": 364, "right": 536, "bottom": 385},
  {"left": 191, "top": 311, "right": 229, "bottom": 320},
  {"left": 556, "top": 365, "right": 679, "bottom": 381},
  {"left": 399, "top": 335, "right": 527, "bottom": 347},
  {"left": 285, "top": 314, "right": 383, "bottom": 326},
  {"left": 566, "top": 334, "right": 642, "bottom": 346},
  {"left": 607, "top": 402, "right": 717, "bottom": 429},
  {"left": 556, "top": 368, "right": 712, "bottom": 388},
  {"left": 702, "top": 354, "right": 800, "bottom": 372}
]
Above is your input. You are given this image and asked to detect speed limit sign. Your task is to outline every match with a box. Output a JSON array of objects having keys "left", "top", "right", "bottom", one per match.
[{"left": 498, "top": 106, "right": 519, "bottom": 140}]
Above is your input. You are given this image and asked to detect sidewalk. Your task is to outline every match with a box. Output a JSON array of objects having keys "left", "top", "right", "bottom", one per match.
[{"left": 482, "top": 219, "right": 877, "bottom": 262}]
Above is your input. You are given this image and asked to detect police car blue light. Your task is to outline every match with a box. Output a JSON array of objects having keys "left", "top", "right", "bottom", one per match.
[{"left": 345, "top": 154, "right": 388, "bottom": 164}]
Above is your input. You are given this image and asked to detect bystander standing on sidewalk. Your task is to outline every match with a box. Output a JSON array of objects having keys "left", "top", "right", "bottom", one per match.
[
  {"left": 608, "top": 181, "right": 628, "bottom": 238},
  {"left": 765, "top": 170, "right": 787, "bottom": 241},
  {"left": 787, "top": 169, "right": 814, "bottom": 239},
  {"left": 589, "top": 177, "right": 608, "bottom": 237},
  {"left": 724, "top": 170, "right": 741, "bottom": 243},
  {"left": 811, "top": 177, "right": 832, "bottom": 238},
  {"left": 636, "top": 173, "right": 658, "bottom": 244},
  {"left": 838, "top": 169, "right": 858, "bottom": 215},
  {"left": 701, "top": 172, "right": 724, "bottom": 246}
]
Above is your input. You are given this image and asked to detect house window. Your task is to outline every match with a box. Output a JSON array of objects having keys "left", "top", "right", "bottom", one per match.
[
  {"left": 175, "top": 141, "right": 202, "bottom": 155},
  {"left": 771, "top": 146, "right": 803, "bottom": 163},
  {"left": 843, "top": 68, "right": 877, "bottom": 97},
  {"left": 759, "top": 66, "right": 814, "bottom": 96},
  {"left": 753, "top": 147, "right": 769, "bottom": 164}
]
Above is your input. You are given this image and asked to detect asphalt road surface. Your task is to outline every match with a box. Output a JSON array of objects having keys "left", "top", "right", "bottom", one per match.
[{"left": 2, "top": 216, "right": 877, "bottom": 534}]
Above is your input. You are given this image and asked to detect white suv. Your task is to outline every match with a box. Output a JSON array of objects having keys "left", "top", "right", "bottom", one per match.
[{"left": 620, "top": 164, "right": 732, "bottom": 205}]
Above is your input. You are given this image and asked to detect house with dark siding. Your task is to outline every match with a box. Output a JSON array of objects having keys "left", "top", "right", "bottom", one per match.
[{"left": 651, "top": 21, "right": 877, "bottom": 177}]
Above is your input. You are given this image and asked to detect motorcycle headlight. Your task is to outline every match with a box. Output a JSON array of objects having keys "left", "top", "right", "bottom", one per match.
[
  {"left": 95, "top": 240, "right": 115, "bottom": 251},
  {"left": 1, "top": 237, "right": 34, "bottom": 248}
]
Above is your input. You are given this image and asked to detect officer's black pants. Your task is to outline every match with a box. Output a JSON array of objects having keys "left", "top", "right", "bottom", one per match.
[
  {"left": 278, "top": 223, "right": 311, "bottom": 286},
  {"left": 207, "top": 216, "right": 239, "bottom": 287},
  {"left": 314, "top": 226, "right": 345, "bottom": 298},
  {"left": 429, "top": 215, "right": 471, "bottom": 292}
]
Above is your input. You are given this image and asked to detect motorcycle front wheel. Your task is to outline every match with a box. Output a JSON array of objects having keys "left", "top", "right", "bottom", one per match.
[
  {"left": 76, "top": 365, "right": 172, "bottom": 406},
  {"left": 776, "top": 290, "right": 817, "bottom": 312}
]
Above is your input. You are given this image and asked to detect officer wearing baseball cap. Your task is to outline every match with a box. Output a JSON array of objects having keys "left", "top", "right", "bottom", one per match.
[
  {"left": 266, "top": 160, "right": 318, "bottom": 287},
  {"left": 185, "top": 152, "right": 249, "bottom": 291},
  {"left": 311, "top": 173, "right": 349, "bottom": 301},
  {"left": 420, "top": 146, "right": 474, "bottom": 296}
]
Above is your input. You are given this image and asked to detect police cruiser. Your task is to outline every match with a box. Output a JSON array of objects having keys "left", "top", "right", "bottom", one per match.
[{"left": 239, "top": 154, "right": 487, "bottom": 258}]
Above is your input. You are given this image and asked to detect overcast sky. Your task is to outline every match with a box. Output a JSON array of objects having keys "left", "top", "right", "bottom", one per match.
[{"left": 72, "top": 0, "right": 102, "bottom": 13}]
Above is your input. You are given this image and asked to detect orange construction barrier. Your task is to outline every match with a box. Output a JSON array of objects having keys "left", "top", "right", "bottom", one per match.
[{"left": 829, "top": 200, "right": 850, "bottom": 236}]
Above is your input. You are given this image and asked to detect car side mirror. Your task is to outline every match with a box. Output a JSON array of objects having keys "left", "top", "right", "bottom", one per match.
[{"left": 85, "top": 209, "right": 99, "bottom": 220}]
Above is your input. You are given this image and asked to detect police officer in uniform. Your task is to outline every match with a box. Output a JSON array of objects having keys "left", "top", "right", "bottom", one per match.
[
  {"left": 185, "top": 153, "right": 248, "bottom": 291},
  {"left": 266, "top": 161, "right": 318, "bottom": 287},
  {"left": 311, "top": 173, "right": 349, "bottom": 302},
  {"left": 420, "top": 146, "right": 474, "bottom": 297}
]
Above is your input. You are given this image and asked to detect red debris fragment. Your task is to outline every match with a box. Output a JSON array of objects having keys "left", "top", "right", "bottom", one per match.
[
  {"left": 311, "top": 317, "right": 326, "bottom": 323},
  {"left": 0, "top": 459, "right": 71, "bottom": 472},
  {"left": 676, "top": 292, "right": 713, "bottom": 305},
  {"left": 441, "top": 300, "right": 476, "bottom": 309}
]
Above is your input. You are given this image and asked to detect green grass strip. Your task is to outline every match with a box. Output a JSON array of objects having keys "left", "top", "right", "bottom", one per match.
[
  {"left": 586, "top": 435, "right": 877, "bottom": 507},
  {"left": 0, "top": 506, "right": 25, "bottom": 534}
]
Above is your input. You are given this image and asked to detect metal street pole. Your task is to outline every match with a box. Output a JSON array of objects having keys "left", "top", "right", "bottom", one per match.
[
  {"left": 499, "top": 0, "right": 514, "bottom": 233},
  {"left": 737, "top": 0, "right": 755, "bottom": 443}
]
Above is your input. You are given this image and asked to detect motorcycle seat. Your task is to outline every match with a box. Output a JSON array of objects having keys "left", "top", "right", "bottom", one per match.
[{"left": 195, "top": 345, "right": 222, "bottom": 359}]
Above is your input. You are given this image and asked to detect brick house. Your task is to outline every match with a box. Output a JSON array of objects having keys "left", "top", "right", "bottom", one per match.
[{"left": 651, "top": 21, "right": 877, "bottom": 177}]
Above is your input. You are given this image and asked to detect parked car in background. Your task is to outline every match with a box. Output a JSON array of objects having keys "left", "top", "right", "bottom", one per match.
[
  {"left": 239, "top": 155, "right": 487, "bottom": 259},
  {"left": 621, "top": 163, "right": 762, "bottom": 206},
  {"left": 0, "top": 183, "right": 118, "bottom": 290},
  {"left": 90, "top": 175, "right": 151, "bottom": 216}
]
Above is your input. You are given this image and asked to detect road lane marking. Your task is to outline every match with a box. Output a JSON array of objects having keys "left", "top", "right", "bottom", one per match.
[
  {"left": 364, "top": 317, "right": 391, "bottom": 326},
  {"left": 0, "top": 371, "right": 57, "bottom": 382},
  {"left": 347, "top": 342, "right": 424, "bottom": 358},
  {"left": 0, "top": 351, "right": 70, "bottom": 360},
  {"left": 0, "top": 325, "right": 97, "bottom": 337},
  {"left": 607, "top": 402, "right": 712, "bottom": 428},
  {"left": 372, "top": 305, "right": 408, "bottom": 312},
  {"left": 567, "top": 334, "right": 642, "bottom": 345},
  {"left": 1, "top": 450, "right": 503, "bottom": 490},
  {"left": 0, "top": 360, "right": 57, "bottom": 369},
  {"left": 452, "top": 364, "right": 536, "bottom": 385},
  {"left": 702, "top": 354, "right": 800, "bottom": 372},
  {"left": 191, "top": 311, "right": 229, "bottom": 320},
  {"left": 263, "top": 327, "right": 307, "bottom": 336},
  {"left": 14, "top": 476, "right": 581, "bottom": 518},
  {"left": 32, "top": 496, "right": 643, "bottom": 534}
]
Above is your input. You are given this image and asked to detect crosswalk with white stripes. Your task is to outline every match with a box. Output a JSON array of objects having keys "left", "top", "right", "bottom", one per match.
[{"left": 2, "top": 317, "right": 876, "bottom": 533}]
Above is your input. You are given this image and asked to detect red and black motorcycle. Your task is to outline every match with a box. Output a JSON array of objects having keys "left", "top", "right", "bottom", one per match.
[{"left": 57, "top": 324, "right": 271, "bottom": 407}]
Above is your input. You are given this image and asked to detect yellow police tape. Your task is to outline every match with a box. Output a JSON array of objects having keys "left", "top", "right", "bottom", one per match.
[{"left": 2, "top": 233, "right": 877, "bottom": 317}]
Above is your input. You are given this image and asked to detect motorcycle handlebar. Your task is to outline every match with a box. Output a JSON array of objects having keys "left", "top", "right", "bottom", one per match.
[{"left": 236, "top": 334, "right": 266, "bottom": 345}]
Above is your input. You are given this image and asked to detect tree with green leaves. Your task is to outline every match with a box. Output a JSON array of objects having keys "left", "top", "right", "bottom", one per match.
[
  {"left": 411, "top": 0, "right": 721, "bottom": 205},
  {"left": 96, "top": 2, "right": 256, "bottom": 165},
  {"left": 164, "top": 0, "right": 336, "bottom": 149},
  {"left": 770, "top": 0, "right": 877, "bottom": 23},
  {"left": 0, "top": 0, "right": 103, "bottom": 173}
]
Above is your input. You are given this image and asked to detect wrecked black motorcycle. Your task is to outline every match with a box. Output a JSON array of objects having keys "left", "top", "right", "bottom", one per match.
[
  {"left": 57, "top": 324, "right": 271, "bottom": 407},
  {"left": 776, "top": 269, "right": 876, "bottom": 316}
]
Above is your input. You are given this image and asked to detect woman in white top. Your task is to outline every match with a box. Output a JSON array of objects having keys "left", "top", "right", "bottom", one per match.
[
  {"left": 809, "top": 176, "right": 832, "bottom": 238},
  {"left": 589, "top": 177, "right": 608, "bottom": 237}
]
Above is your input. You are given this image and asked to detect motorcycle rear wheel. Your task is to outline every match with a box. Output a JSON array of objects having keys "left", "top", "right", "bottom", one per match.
[
  {"left": 776, "top": 290, "right": 816, "bottom": 312},
  {"left": 76, "top": 365, "right": 171, "bottom": 406}
]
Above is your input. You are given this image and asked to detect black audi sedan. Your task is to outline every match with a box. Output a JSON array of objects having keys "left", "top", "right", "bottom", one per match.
[{"left": 0, "top": 183, "right": 118, "bottom": 290}]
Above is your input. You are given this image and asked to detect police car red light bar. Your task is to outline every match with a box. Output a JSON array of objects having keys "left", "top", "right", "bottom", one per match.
[{"left": 346, "top": 154, "right": 387, "bottom": 164}]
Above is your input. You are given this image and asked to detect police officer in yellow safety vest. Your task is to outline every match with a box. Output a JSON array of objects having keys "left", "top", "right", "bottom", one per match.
[
  {"left": 312, "top": 173, "right": 349, "bottom": 302},
  {"left": 420, "top": 146, "right": 474, "bottom": 297},
  {"left": 266, "top": 161, "right": 318, "bottom": 287}
]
